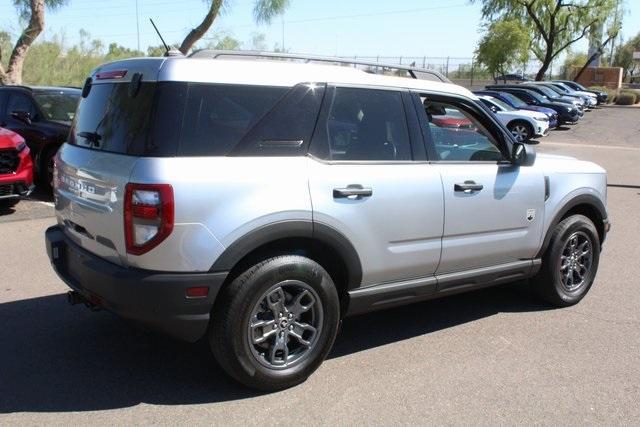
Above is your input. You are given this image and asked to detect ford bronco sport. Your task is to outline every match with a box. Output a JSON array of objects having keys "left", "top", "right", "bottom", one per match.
[{"left": 45, "top": 52, "right": 609, "bottom": 391}]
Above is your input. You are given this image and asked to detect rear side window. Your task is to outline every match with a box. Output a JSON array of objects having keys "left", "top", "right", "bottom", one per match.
[
  {"left": 70, "top": 81, "right": 291, "bottom": 157},
  {"left": 314, "top": 87, "right": 412, "bottom": 161},
  {"left": 177, "top": 84, "right": 287, "bottom": 156}
]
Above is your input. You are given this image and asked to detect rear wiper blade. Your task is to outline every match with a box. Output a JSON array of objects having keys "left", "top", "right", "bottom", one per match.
[{"left": 77, "top": 131, "right": 102, "bottom": 147}]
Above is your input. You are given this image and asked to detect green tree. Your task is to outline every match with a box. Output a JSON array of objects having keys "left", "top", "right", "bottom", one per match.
[
  {"left": 0, "top": 0, "right": 68, "bottom": 84},
  {"left": 561, "top": 51, "right": 588, "bottom": 78},
  {"left": 179, "top": 0, "right": 290, "bottom": 55},
  {"left": 475, "top": 19, "right": 530, "bottom": 82},
  {"left": 613, "top": 32, "right": 640, "bottom": 80},
  {"left": 473, "top": 0, "right": 618, "bottom": 80}
]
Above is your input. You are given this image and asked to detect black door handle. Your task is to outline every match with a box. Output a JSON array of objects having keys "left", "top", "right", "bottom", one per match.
[
  {"left": 454, "top": 181, "right": 484, "bottom": 193},
  {"left": 333, "top": 185, "right": 373, "bottom": 199}
]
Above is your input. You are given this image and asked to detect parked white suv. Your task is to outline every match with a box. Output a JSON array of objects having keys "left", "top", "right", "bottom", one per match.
[
  {"left": 477, "top": 94, "right": 550, "bottom": 141},
  {"left": 45, "top": 52, "right": 610, "bottom": 391}
]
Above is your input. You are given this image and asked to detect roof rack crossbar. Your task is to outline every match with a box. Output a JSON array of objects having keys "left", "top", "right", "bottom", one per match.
[{"left": 189, "top": 50, "right": 450, "bottom": 83}]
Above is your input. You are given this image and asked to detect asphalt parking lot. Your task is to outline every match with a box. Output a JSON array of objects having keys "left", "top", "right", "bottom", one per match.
[{"left": 1, "top": 105, "right": 639, "bottom": 425}]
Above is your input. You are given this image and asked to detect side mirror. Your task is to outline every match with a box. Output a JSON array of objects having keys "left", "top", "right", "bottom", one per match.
[
  {"left": 11, "top": 110, "right": 32, "bottom": 125},
  {"left": 512, "top": 142, "right": 536, "bottom": 166}
]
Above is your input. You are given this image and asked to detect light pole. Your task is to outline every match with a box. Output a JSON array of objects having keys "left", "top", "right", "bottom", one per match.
[{"left": 136, "top": 0, "right": 141, "bottom": 52}]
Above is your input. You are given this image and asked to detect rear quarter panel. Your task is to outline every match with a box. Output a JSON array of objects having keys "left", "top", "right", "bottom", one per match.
[{"left": 129, "top": 157, "right": 312, "bottom": 272}]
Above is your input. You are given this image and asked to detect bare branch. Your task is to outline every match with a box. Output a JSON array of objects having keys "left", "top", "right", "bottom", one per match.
[
  {"left": 552, "top": 18, "right": 598, "bottom": 58},
  {"left": 525, "top": 1, "right": 549, "bottom": 43}
]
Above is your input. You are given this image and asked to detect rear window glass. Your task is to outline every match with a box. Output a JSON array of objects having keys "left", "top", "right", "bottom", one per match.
[{"left": 70, "top": 82, "right": 289, "bottom": 157}]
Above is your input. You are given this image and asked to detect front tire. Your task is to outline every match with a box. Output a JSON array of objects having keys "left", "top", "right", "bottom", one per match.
[
  {"left": 532, "top": 214, "right": 600, "bottom": 307},
  {"left": 508, "top": 121, "right": 534, "bottom": 142},
  {"left": 210, "top": 255, "right": 340, "bottom": 391}
]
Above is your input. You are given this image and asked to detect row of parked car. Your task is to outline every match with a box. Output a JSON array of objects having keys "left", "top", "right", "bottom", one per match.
[
  {"left": 472, "top": 80, "right": 608, "bottom": 142},
  {"left": 0, "top": 85, "right": 80, "bottom": 208}
]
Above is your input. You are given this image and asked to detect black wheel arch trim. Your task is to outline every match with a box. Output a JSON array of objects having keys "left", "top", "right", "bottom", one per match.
[
  {"left": 537, "top": 194, "right": 607, "bottom": 258},
  {"left": 209, "top": 220, "right": 363, "bottom": 290}
]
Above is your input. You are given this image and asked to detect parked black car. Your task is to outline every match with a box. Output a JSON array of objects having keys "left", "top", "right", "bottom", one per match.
[
  {"left": 494, "top": 74, "right": 531, "bottom": 83},
  {"left": 552, "top": 80, "right": 608, "bottom": 104},
  {"left": 483, "top": 86, "right": 580, "bottom": 125},
  {"left": 0, "top": 85, "right": 81, "bottom": 189}
]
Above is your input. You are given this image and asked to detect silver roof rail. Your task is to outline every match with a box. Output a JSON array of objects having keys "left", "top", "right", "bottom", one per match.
[{"left": 189, "top": 49, "right": 451, "bottom": 83}]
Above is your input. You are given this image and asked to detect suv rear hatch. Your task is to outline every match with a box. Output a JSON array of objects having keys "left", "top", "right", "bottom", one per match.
[{"left": 54, "top": 60, "right": 167, "bottom": 266}]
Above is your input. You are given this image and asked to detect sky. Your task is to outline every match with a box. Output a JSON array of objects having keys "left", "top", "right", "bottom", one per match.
[{"left": 1, "top": 0, "right": 639, "bottom": 60}]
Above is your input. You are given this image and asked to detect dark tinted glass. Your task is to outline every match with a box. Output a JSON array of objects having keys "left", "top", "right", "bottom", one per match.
[
  {"left": 0, "top": 91, "right": 8, "bottom": 115},
  {"left": 69, "top": 82, "right": 155, "bottom": 154},
  {"left": 232, "top": 83, "right": 326, "bottom": 156},
  {"left": 323, "top": 87, "right": 411, "bottom": 161},
  {"left": 178, "top": 84, "right": 287, "bottom": 156},
  {"left": 7, "top": 93, "right": 38, "bottom": 118}
]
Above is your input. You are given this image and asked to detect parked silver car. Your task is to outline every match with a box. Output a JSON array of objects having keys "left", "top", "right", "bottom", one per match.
[{"left": 46, "top": 53, "right": 610, "bottom": 391}]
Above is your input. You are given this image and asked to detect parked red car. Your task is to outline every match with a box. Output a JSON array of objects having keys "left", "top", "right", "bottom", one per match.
[{"left": 0, "top": 127, "right": 34, "bottom": 207}]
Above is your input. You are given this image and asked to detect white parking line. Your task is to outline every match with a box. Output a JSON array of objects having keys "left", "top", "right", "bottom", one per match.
[{"left": 37, "top": 201, "right": 54, "bottom": 207}]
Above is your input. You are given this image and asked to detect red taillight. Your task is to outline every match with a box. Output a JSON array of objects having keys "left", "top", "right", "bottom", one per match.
[
  {"left": 124, "top": 183, "right": 174, "bottom": 256},
  {"left": 95, "top": 70, "right": 127, "bottom": 80}
]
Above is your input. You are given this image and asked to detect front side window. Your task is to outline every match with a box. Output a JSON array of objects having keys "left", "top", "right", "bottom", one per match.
[
  {"left": 33, "top": 91, "right": 81, "bottom": 123},
  {"left": 420, "top": 97, "right": 505, "bottom": 162},
  {"left": 323, "top": 87, "right": 412, "bottom": 161},
  {"left": 7, "top": 93, "right": 38, "bottom": 118}
]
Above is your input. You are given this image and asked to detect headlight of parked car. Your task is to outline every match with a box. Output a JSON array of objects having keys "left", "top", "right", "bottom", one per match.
[{"left": 535, "top": 116, "right": 549, "bottom": 122}]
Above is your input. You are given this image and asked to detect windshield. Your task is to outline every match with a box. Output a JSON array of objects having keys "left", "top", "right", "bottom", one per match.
[
  {"left": 500, "top": 92, "right": 527, "bottom": 108},
  {"left": 572, "top": 81, "right": 587, "bottom": 90},
  {"left": 33, "top": 90, "right": 81, "bottom": 122},
  {"left": 487, "top": 97, "right": 515, "bottom": 111},
  {"left": 523, "top": 89, "right": 547, "bottom": 103},
  {"left": 532, "top": 85, "right": 560, "bottom": 98}
]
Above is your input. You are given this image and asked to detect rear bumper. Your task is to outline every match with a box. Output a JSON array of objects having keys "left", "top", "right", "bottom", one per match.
[
  {"left": 45, "top": 225, "right": 227, "bottom": 342},
  {"left": 0, "top": 181, "right": 34, "bottom": 199}
]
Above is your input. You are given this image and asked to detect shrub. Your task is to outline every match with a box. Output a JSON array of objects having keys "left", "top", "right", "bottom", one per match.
[
  {"left": 615, "top": 92, "right": 636, "bottom": 105},
  {"left": 621, "top": 89, "right": 640, "bottom": 104}
]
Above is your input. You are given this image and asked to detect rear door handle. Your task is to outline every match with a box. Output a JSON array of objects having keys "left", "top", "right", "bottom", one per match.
[
  {"left": 454, "top": 181, "right": 484, "bottom": 193},
  {"left": 333, "top": 185, "right": 373, "bottom": 199}
]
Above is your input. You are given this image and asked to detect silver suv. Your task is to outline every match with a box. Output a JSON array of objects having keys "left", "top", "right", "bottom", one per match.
[{"left": 45, "top": 52, "right": 610, "bottom": 391}]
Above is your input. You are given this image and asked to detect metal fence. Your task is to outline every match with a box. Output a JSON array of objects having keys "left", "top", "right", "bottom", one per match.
[{"left": 336, "top": 55, "right": 548, "bottom": 89}]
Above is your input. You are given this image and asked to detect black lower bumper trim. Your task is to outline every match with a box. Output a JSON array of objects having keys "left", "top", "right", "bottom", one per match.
[{"left": 45, "top": 225, "right": 228, "bottom": 342}]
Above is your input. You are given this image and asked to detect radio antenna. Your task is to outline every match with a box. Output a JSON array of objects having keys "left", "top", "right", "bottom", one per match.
[{"left": 149, "top": 18, "right": 170, "bottom": 55}]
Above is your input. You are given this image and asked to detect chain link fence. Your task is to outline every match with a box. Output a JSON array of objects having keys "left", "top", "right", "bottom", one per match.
[{"left": 336, "top": 55, "right": 547, "bottom": 89}]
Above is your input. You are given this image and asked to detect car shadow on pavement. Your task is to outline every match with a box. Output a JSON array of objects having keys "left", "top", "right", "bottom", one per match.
[{"left": 0, "top": 282, "right": 550, "bottom": 413}]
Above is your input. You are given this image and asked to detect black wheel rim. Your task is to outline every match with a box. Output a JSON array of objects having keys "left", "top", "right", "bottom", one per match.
[
  {"left": 247, "top": 280, "right": 323, "bottom": 370},
  {"left": 559, "top": 231, "right": 593, "bottom": 292}
]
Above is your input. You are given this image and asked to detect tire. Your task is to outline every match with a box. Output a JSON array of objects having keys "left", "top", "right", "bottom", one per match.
[
  {"left": 209, "top": 255, "right": 340, "bottom": 391},
  {"left": 532, "top": 214, "right": 600, "bottom": 307},
  {"left": 0, "top": 198, "right": 19, "bottom": 209},
  {"left": 39, "top": 146, "right": 59, "bottom": 191},
  {"left": 508, "top": 120, "right": 534, "bottom": 142}
]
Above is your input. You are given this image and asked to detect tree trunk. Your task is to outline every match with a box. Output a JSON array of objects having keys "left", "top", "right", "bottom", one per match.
[
  {"left": 179, "top": 0, "right": 223, "bottom": 55},
  {"left": 0, "top": 0, "right": 45, "bottom": 85},
  {"left": 573, "top": 34, "right": 616, "bottom": 81},
  {"left": 535, "top": 50, "right": 553, "bottom": 81}
]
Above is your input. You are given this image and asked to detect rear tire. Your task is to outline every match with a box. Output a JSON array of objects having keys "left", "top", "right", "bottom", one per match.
[
  {"left": 210, "top": 255, "right": 340, "bottom": 391},
  {"left": 0, "top": 198, "right": 19, "bottom": 209},
  {"left": 532, "top": 214, "right": 600, "bottom": 307}
]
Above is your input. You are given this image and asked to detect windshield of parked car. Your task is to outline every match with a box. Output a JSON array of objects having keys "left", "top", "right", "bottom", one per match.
[
  {"left": 572, "top": 81, "right": 587, "bottom": 90},
  {"left": 33, "top": 90, "right": 81, "bottom": 122},
  {"left": 532, "top": 85, "right": 561, "bottom": 98},
  {"left": 500, "top": 92, "right": 528, "bottom": 108},
  {"left": 487, "top": 96, "right": 515, "bottom": 111},
  {"left": 522, "top": 89, "right": 547, "bottom": 103}
]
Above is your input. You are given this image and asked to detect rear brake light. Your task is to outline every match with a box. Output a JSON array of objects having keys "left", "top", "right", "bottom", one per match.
[
  {"left": 124, "top": 183, "right": 174, "bottom": 255},
  {"left": 95, "top": 70, "right": 127, "bottom": 80}
]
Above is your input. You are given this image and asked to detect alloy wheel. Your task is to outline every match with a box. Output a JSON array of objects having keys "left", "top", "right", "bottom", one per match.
[
  {"left": 559, "top": 231, "right": 593, "bottom": 292},
  {"left": 247, "top": 280, "right": 323, "bottom": 370},
  {"left": 511, "top": 125, "right": 530, "bottom": 142}
]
